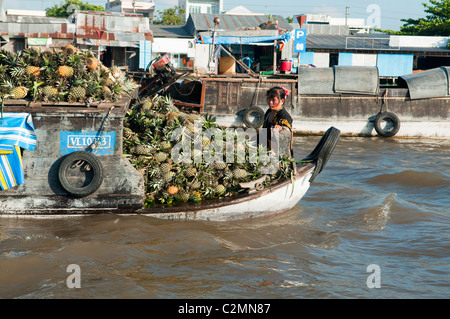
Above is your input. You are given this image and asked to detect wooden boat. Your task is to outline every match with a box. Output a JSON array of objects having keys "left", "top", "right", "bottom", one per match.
[
  {"left": 0, "top": 93, "right": 339, "bottom": 220},
  {"left": 164, "top": 66, "right": 450, "bottom": 139},
  {"left": 140, "top": 126, "right": 340, "bottom": 221},
  {"left": 142, "top": 163, "right": 315, "bottom": 221}
]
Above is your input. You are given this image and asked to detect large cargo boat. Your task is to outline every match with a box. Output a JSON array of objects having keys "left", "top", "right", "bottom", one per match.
[{"left": 166, "top": 66, "right": 450, "bottom": 138}]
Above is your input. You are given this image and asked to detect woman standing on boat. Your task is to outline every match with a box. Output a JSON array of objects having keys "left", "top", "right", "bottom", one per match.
[{"left": 263, "top": 87, "right": 294, "bottom": 156}]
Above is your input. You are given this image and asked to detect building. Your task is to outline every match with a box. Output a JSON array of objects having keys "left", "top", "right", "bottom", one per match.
[
  {"left": 223, "top": 5, "right": 264, "bottom": 16},
  {"left": 75, "top": 11, "right": 153, "bottom": 70},
  {"left": 105, "top": 0, "right": 155, "bottom": 18},
  {"left": 138, "top": 12, "right": 294, "bottom": 74},
  {"left": 290, "top": 14, "right": 450, "bottom": 78},
  {"left": 141, "top": 24, "right": 195, "bottom": 70},
  {"left": 304, "top": 13, "right": 371, "bottom": 34},
  {"left": 186, "top": 13, "right": 293, "bottom": 74},
  {"left": 178, "top": 0, "right": 223, "bottom": 22},
  {"left": 0, "top": 9, "right": 153, "bottom": 71},
  {"left": 0, "top": 10, "right": 75, "bottom": 53}
]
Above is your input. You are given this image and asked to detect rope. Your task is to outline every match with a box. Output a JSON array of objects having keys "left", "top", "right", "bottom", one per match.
[{"left": 87, "top": 106, "right": 115, "bottom": 153}]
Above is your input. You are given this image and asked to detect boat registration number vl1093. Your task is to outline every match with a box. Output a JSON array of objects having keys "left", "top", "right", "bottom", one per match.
[{"left": 59, "top": 131, "right": 116, "bottom": 156}]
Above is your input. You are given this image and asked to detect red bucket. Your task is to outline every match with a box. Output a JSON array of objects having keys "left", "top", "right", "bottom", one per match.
[{"left": 279, "top": 59, "right": 292, "bottom": 72}]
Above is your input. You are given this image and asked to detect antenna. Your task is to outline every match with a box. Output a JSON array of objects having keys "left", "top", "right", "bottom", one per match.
[{"left": 345, "top": 5, "right": 350, "bottom": 25}]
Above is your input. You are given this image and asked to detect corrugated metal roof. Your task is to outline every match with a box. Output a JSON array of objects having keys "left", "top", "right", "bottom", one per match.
[
  {"left": 5, "top": 15, "right": 66, "bottom": 24},
  {"left": 0, "top": 11, "right": 153, "bottom": 46},
  {"left": 187, "top": 13, "right": 293, "bottom": 33},
  {"left": 150, "top": 25, "right": 193, "bottom": 38},
  {"left": 306, "top": 33, "right": 450, "bottom": 54},
  {"left": 75, "top": 11, "right": 153, "bottom": 47},
  {"left": 0, "top": 15, "right": 75, "bottom": 38}
]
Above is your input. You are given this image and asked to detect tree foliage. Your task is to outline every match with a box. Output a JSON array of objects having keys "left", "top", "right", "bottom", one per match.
[
  {"left": 152, "top": 6, "right": 185, "bottom": 25},
  {"left": 377, "top": 0, "right": 450, "bottom": 35},
  {"left": 46, "top": 0, "right": 105, "bottom": 18}
]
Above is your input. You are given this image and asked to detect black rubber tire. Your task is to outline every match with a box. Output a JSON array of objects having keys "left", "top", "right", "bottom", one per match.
[
  {"left": 302, "top": 127, "right": 341, "bottom": 183},
  {"left": 58, "top": 151, "right": 104, "bottom": 198},
  {"left": 374, "top": 112, "right": 400, "bottom": 137},
  {"left": 243, "top": 106, "right": 265, "bottom": 128}
]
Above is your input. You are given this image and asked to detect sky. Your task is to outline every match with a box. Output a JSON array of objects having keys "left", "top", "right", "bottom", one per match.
[{"left": 2, "top": 0, "right": 429, "bottom": 31}]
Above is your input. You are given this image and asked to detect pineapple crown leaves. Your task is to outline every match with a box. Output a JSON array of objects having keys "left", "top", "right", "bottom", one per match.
[
  {"left": 22, "top": 48, "right": 43, "bottom": 67},
  {"left": 67, "top": 54, "right": 85, "bottom": 71},
  {"left": 31, "top": 81, "right": 45, "bottom": 102},
  {"left": 1, "top": 75, "right": 16, "bottom": 90}
]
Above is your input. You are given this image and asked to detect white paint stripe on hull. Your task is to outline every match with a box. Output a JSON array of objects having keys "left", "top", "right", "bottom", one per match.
[{"left": 213, "top": 116, "right": 450, "bottom": 138}]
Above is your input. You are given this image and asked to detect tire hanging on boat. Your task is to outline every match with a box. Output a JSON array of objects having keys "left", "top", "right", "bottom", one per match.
[
  {"left": 301, "top": 126, "right": 341, "bottom": 183},
  {"left": 374, "top": 112, "right": 400, "bottom": 137},
  {"left": 242, "top": 106, "right": 265, "bottom": 128},
  {"left": 58, "top": 151, "right": 104, "bottom": 198}
]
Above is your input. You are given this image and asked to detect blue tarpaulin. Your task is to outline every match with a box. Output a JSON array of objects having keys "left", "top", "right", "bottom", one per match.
[
  {"left": 195, "top": 33, "right": 291, "bottom": 45},
  {"left": 0, "top": 113, "right": 37, "bottom": 151},
  {"left": 0, "top": 113, "right": 36, "bottom": 190}
]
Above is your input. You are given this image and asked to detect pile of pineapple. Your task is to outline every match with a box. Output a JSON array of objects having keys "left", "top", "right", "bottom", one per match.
[
  {"left": 0, "top": 45, "right": 137, "bottom": 102},
  {"left": 124, "top": 95, "right": 295, "bottom": 207}
]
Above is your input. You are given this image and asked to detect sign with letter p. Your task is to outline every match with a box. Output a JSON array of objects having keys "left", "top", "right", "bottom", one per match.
[{"left": 294, "top": 29, "right": 307, "bottom": 53}]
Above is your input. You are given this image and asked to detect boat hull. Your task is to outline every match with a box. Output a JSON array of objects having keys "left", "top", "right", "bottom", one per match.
[
  {"left": 0, "top": 99, "right": 145, "bottom": 216},
  {"left": 142, "top": 164, "right": 315, "bottom": 222}
]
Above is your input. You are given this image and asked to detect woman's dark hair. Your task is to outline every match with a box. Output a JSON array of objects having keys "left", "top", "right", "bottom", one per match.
[{"left": 267, "top": 87, "right": 286, "bottom": 100}]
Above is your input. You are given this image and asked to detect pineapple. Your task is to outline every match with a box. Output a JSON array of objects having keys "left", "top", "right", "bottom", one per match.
[
  {"left": 58, "top": 66, "right": 74, "bottom": 78},
  {"left": 160, "top": 162, "right": 171, "bottom": 174},
  {"left": 167, "top": 111, "right": 180, "bottom": 120},
  {"left": 133, "top": 144, "right": 153, "bottom": 155},
  {"left": 123, "top": 127, "right": 134, "bottom": 140},
  {"left": 186, "top": 114, "right": 200, "bottom": 123},
  {"left": 202, "top": 137, "right": 211, "bottom": 147},
  {"left": 211, "top": 161, "right": 227, "bottom": 170},
  {"left": 167, "top": 185, "right": 179, "bottom": 195},
  {"left": 41, "top": 85, "right": 58, "bottom": 97},
  {"left": 141, "top": 100, "right": 153, "bottom": 112},
  {"left": 224, "top": 169, "right": 233, "bottom": 180},
  {"left": 160, "top": 141, "right": 171, "bottom": 151},
  {"left": 64, "top": 44, "right": 77, "bottom": 55},
  {"left": 102, "top": 86, "right": 112, "bottom": 100},
  {"left": 162, "top": 171, "right": 175, "bottom": 183},
  {"left": 110, "top": 66, "right": 122, "bottom": 79},
  {"left": 155, "top": 152, "right": 168, "bottom": 163},
  {"left": 232, "top": 168, "right": 248, "bottom": 180},
  {"left": 185, "top": 166, "right": 197, "bottom": 177},
  {"left": 25, "top": 66, "right": 40, "bottom": 77},
  {"left": 188, "top": 180, "right": 201, "bottom": 190},
  {"left": 178, "top": 190, "right": 190, "bottom": 202},
  {"left": 137, "top": 155, "right": 152, "bottom": 166},
  {"left": 10, "top": 86, "right": 28, "bottom": 99},
  {"left": 70, "top": 86, "right": 87, "bottom": 99},
  {"left": 185, "top": 121, "right": 195, "bottom": 136},
  {"left": 214, "top": 184, "right": 226, "bottom": 195},
  {"left": 103, "top": 78, "right": 115, "bottom": 87},
  {"left": 86, "top": 57, "right": 98, "bottom": 71}
]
